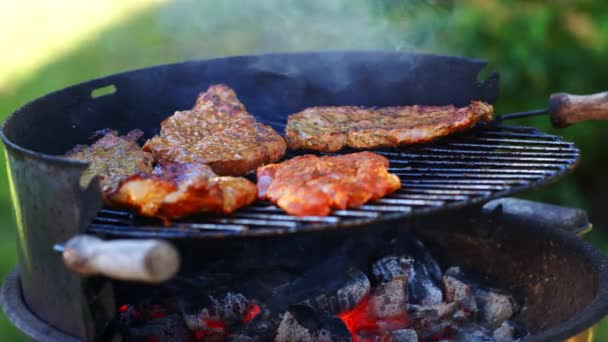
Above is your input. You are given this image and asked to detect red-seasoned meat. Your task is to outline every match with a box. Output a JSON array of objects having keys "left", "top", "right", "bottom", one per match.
[
  {"left": 107, "top": 162, "right": 256, "bottom": 220},
  {"left": 143, "top": 84, "right": 286, "bottom": 176},
  {"left": 285, "top": 101, "right": 493, "bottom": 152},
  {"left": 257, "top": 152, "right": 401, "bottom": 216}
]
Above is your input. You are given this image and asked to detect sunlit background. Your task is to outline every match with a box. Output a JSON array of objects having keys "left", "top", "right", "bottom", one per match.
[{"left": 1, "top": 0, "right": 608, "bottom": 340}]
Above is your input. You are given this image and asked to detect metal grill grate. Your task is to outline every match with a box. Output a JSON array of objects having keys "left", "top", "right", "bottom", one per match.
[{"left": 87, "top": 124, "right": 580, "bottom": 238}]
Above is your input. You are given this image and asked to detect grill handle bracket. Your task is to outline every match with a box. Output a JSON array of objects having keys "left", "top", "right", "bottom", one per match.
[
  {"left": 549, "top": 91, "right": 608, "bottom": 128},
  {"left": 483, "top": 198, "right": 590, "bottom": 236},
  {"left": 59, "top": 235, "right": 180, "bottom": 283}
]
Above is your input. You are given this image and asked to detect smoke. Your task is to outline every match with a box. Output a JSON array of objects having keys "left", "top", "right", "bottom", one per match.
[{"left": 157, "top": 0, "right": 452, "bottom": 59}]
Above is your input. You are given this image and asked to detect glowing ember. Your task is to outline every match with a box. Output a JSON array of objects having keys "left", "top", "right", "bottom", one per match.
[
  {"left": 148, "top": 305, "right": 167, "bottom": 320},
  {"left": 206, "top": 318, "right": 227, "bottom": 331},
  {"left": 243, "top": 303, "right": 261, "bottom": 323},
  {"left": 194, "top": 319, "right": 229, "bottom": 341},
  {"left": 338, "top": 296, "right": 408, "bottom": 342}
]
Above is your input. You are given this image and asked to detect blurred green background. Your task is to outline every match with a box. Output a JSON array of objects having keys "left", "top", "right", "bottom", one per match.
[{"left": 1, "top": 0, "right": 608, "bottom": 340}]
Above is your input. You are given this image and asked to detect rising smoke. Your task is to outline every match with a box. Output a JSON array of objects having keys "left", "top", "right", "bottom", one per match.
[{"left": 157, "top": 0, "right": 452, "bottom": 59}]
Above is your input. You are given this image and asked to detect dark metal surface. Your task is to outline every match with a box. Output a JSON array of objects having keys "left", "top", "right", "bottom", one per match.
[
  {"left": 2, "top": 139, "right": 109, "bottom": 340},
  {"left": 0, "top": 269, "right": 82, "bottom": 342},
  {"left": 412, "top": 205, "right": 608, "bottom": 342},
  {"left": 4, "top": 199, "right": 608, "bottom": 342},
  {"left": 483, "top": 197, "right": 591, "bottom": 236},
  {"left": 88, "top": 123, "right": 580, "bottom": 239},
  {"left": 497, "top": 108, "right": 548, "bottom": 121}
]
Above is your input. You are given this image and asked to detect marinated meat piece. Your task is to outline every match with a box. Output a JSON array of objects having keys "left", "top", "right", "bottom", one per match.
[
  {"left": 285, "top": 101, "right": 493, "bottom": 152},
  {"left": 65, "top": 129, "right": 154, "bottom": 201},
  {"left": 107, "top": 162, "right": 256, "bottom": 220},
  {"left": 144, "top": 84, "right": 286, "bottom": 176},
  {"left": 257, "top": 152, "right": 401, "bottom": 216}
]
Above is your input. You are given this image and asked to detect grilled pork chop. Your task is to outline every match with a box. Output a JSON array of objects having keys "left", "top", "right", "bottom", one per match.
[
  {"left": 65, "top": 129, "right": 154, "bottom": 201},
  {"left": 107, "top": 162, "right": 256, "bottom": 220},
  {"left": 144, "top": 84, "right": 286, "bottom": 176},
  {"left": 257, "top": 152, "right": 401, "bottom": 216},
  {"left": 285, "top": 101, "right": 493, "bottom": 152}
]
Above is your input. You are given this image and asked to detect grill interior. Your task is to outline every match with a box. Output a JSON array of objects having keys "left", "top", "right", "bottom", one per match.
[{"left": 87, "top": 123, "right": 580, "bottom": 238}]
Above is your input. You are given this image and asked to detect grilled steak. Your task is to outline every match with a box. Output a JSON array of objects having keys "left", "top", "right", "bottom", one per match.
[
  {"left": 65, "top": 129, "right": 154, "bottom": 201},
  {"left": 107, "top": 162, "right": 256, "bottom": 220},
  {"left": 285, "top": 101, "right": 493, "bottom": 152},
  {"left": 144, "top": 84, "right": 286, "bottom": 176},
  {"left": 257, "top": 152, "right": 401, "bottom": 216}
]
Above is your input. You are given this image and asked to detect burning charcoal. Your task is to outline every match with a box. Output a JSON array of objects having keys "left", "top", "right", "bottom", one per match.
[
  {"left": 393, "top": 237, "right": 443, "bottom": 283},
  {"left": 444, "top": 269, "right": 474, "bottom": 303},
  {"left": 275, "top": 305, "right": 352, "bottom": 342},
  {"left": 372, "top": 255, "right": 414, "bottom": 283},
  {"left": 400, "top": 240, "right": 444, "bottom": 306},
  {"left": 372, "top": 254, "right": 442, "bottom": 306},
  {"left": 232, "top": 308, "right": 283, "bottom": 341},
  {"left": 301, "top": 268, "right": 371, "bottom": 315},
  {"left": 444, "top": 267, "right": 519, "bottom": 328},
  {"left": 369, "top": 277, "right": 407, "bottom": 319},
  {"left": 210, "top": 292, "right": 251, "bottom": 325},
  {"left": 442, "top": 271, "right": 479, "bottom": 322},
  {"left": 446, "top": 325, "right": 495, "bottom": 342},
  {"left": 406, "top": 302, "right": 475, "bottom": 340},
  {"left": 475, "top": 287, "right": 517, "bottom": 329},
  {"left": 407, "top": 263, "right": 443, "bottom": 306},
  {"left": 125, "top": 313, "right": 195, "bottom": 342},
  {"left": 275, "top": 310, "right": 315, "bottom": 342},
  {"left": 117, "top": 304, "right": 142, "bottom": 327},
  {"left": 385, "top": 329, "right": 419, "bottom": 342},
  {"left": 180, "top": 292, "right": 253, "bottom": 332},
  {"left": 226, "top": 335, "right": 254, "bottom": 342},
  {"left": 492, "top": 320, "right": 528, "bottom": 342}
]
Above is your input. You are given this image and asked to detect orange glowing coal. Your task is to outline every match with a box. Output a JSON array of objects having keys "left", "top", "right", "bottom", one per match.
[
  {"left": 243, "top": 303, "right": 261, "bottom": 324},
  {"left": 337, "top": 296, "right": 408, "bottom": 342}
]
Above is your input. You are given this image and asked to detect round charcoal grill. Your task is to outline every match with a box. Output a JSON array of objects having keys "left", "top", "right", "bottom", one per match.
[{"left": 88, "top": 123, "right": 580, "bottom": 238}]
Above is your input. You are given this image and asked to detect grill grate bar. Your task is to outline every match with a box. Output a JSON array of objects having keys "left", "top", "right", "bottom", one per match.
[
  {"left": 389, "top": 159, "right": 568, "bottom": 169},
  {"left": 444, "top": 142, "right": 576, "bottom": 152},
  {"left": 332, "top": 210, "right": 380, "bottom": 218},
  {"left": 204, "top": 218, "right": 300, "bottom": 228},
  {"left": 402, "top": 179, "right": 525, "bottom": 185},
  {"left": 473, "top": 131, "right": 562, "bottom": 140},
  {"left": 87, "top": 124, "right": 580, "bottom": 238},
  {"left": 394, "top": 172, "right": 542, "bottom": 180},
  {"left": 231, "top": 212, "right": 340, "bottom": 223},
  {"left": 390, "top": 193, "right": 470, "bottom": 201},
  {"left": 389, "top": 167, "right": 551, "bottom": 174},
  {"left": 358, "top": 204, "right": 413, "bottom": 212},
  {"left": 402, "top": 183, "right": 508, "bottom": 190},
  {"left": 402, "top": 188, "right": 492, "bottom": 196},
  {"left": 381, "top": 153, "right": 573, "bottom": 163},
  {"left": 453, "top": 137, "right": 574, "bottom": 146},
  {"left": 172, "top": 223, "right": 249, "bottom": 231},
  {"left": 374, "top": 197, "right": 445, "bottom": 206},
  {"left": 392, "top": 148, "right": 577, "bottom": 158}
]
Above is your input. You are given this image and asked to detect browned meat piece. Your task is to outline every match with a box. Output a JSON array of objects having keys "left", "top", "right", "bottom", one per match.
[
  {"left": 107, "top": 162, "right": 256, "bottom": 220},
  {"left": 285, "top": 101, "right": 493, "bottom": 152},
  {"left": 257, "top": 152, "right": 401, "bottom": 216},
  {"left": 143, "top": 84, "right": 286, "bottom": 176},
  {"left": 65, "top": 129, "right": 154, "bottom": 201}
]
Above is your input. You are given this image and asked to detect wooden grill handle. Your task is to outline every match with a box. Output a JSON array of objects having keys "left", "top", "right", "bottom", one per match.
[
  {"left": 549, "top": 91, "right": 608, "bottom": 127},
  {"left": 61, "top": 235, "right": 180, "bottom": 283}
]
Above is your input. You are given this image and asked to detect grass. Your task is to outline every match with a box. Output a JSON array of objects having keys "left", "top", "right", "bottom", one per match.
[{"left": 1, "top": 1, "right": 607, "bottom": 340}]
